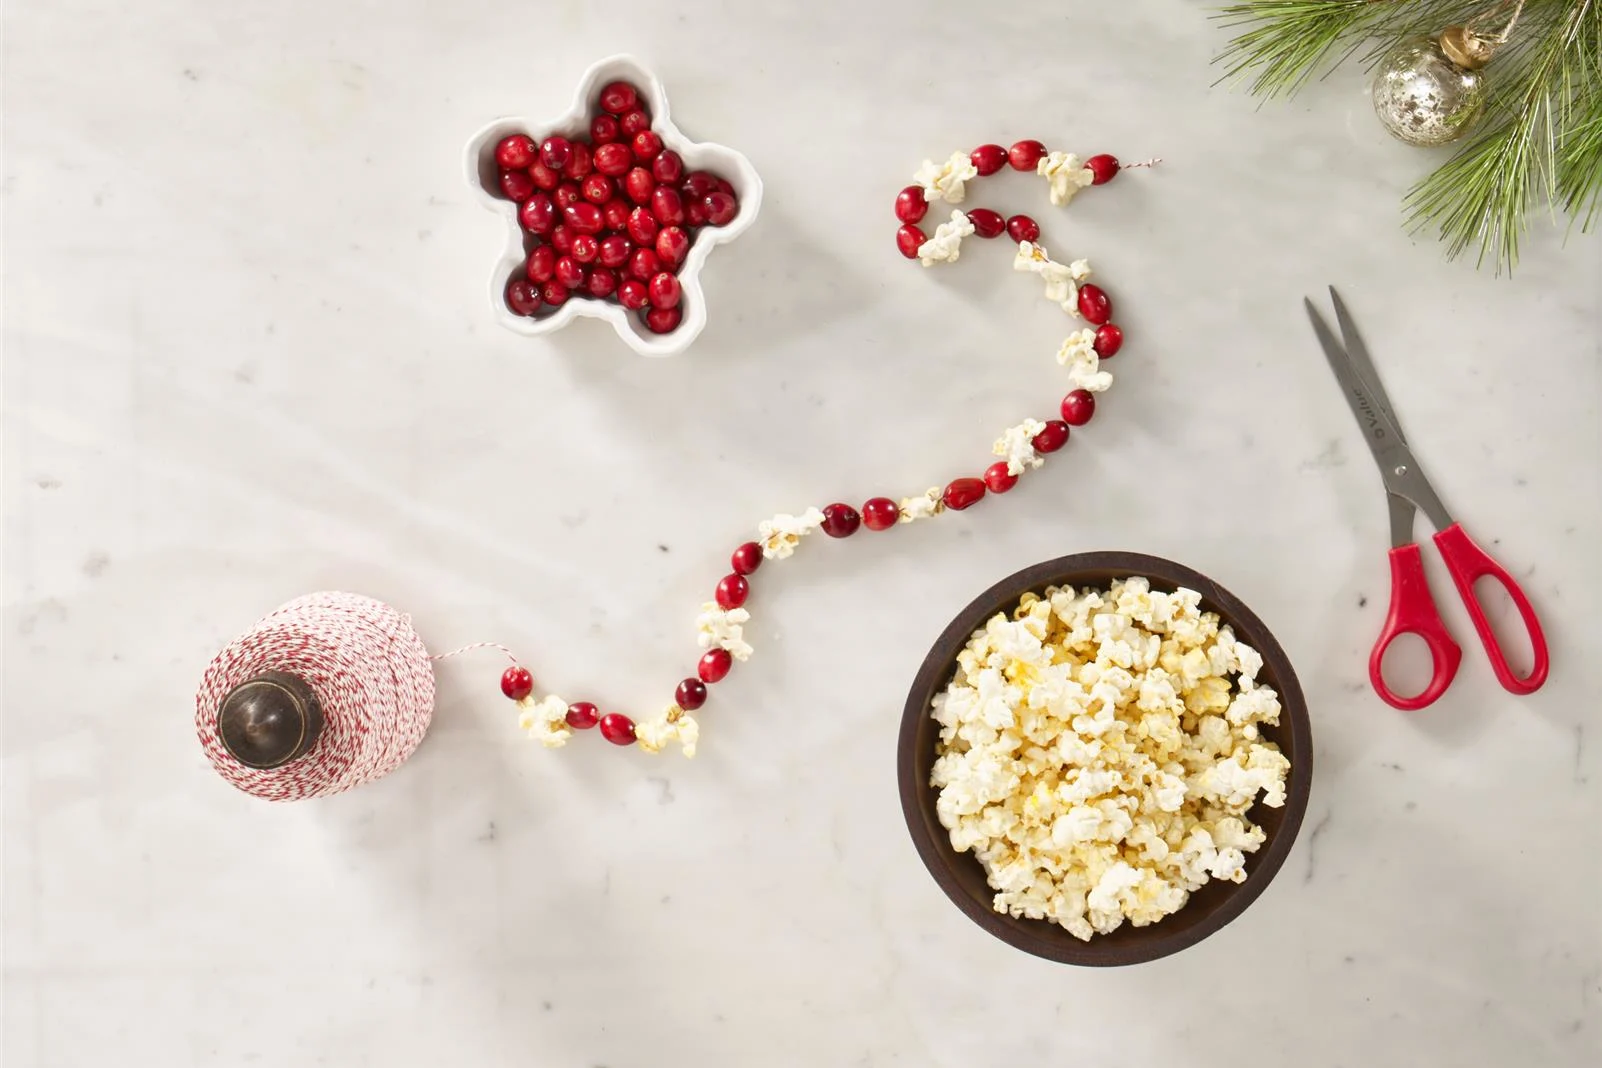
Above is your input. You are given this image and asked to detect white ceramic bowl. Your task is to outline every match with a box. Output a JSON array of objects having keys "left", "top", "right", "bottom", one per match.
[{"left": 464, "top": 54, "right": 763, "bottom": 357}]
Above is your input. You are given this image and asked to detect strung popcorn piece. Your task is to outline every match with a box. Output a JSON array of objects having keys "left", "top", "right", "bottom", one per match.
[
  {"left": 635, "top": 704, "right": 700, "bottom": 757},
  {"left": 1057, "top": 328, "right": 1113, "bottom": 393},
  {"left": 899, "top": 487, "right": 945, "bottom": 523},
  {"left": 516, "top": 693, "right": 574, "bottom": 748},
  {"left": 1013, "top": 241, "right": 1082, "bottom": 314},
  {"left": 917, "top": 210, "right": 976, "bottom": 266},
  {"left": 498, "top": 139, "right": 1150, "bottom": 759},
  {"left": 1037, "top": 151, "right": 1096, "bottom": 206},
  {"left": 697, "top": 602, "right": 754, "bottom": 661},
  {"left": 914, "top": 150, "right": 980, "bottom": 204},
  {"left": 993, "top": 419, "right": 1048, "bottom": 476},
  {"left": 758, "top": 507, "right": 825, "bottom": 560}
]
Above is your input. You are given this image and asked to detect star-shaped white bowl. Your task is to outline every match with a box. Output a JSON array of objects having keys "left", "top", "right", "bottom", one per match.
[{"left": 464, "top": 55, "right": 763, "bottom": 357}]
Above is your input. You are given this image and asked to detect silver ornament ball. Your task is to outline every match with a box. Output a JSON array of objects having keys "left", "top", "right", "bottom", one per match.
[{"left": 1371, "top": 34, "right": 1487, "bottom": 147}]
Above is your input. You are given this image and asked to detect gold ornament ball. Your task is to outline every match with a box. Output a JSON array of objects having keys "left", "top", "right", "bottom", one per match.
[{"left": 1371, "top": 33, "right": 1488, "bottom": 147}]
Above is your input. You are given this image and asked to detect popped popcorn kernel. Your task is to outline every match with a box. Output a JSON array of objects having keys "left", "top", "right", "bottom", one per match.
[{"left": 929, "top": 577, "right": 1290, "bottom": 939}]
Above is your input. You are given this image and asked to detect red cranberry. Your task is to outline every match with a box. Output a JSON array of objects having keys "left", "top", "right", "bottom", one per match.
[
  {"left": 580, "top": 173, "right": 613, "bottom": 204},
  {"left": 629, "top": 247, "right": 662, "bottom": 281},
  {"left": 601, "top": 197, "right": 632, "bottom": 231},
  {"left": 1077, "top": 284, "right": 1111, "bottom": 325},
  {"left": 599, "top": 712, "right": 636, "bottom": 745},
  {"left": 590, "top": 113, "right": 621, "bottom": 144},
  {"left": 554, "top": 255, "right": 587, "bottom": 289},
  {"left": 685, "top": 198, "right": 711, "bottom": 227},
  {"left": 1086, "top": 154, "right": 1120, "bottom": 185},
  {"left": 627, "top": 206, "right": 659, "bottom": 245},
  {"left": 644, "top": 306, "right": 681, "bottom": 333},
  {"left": 538, "top": 136, "right": 572, "bottom": 171},
  {"left": 676, "top": 678, "right": 708, "bottom": 711},
  {"left": 599, "top": 233, "right": 633, "bottom": 268},
  {"left": 500, "top": 665, "right": 535, "bottom": 699},
  {"left": 527, "top": 245, "right": 556, "bottom": 282},
  {"left": 698, "top": 648, "right": 733, "bottom": 684},
  {"left": 570, "top": 233, "right": 599, "bottom": 264},
  {"left": 587, "top": 267, "right": 618, "bottom": 298},
  {"left": 967, "top": 209, "right": 1005, "bottom": 238},
  {"left": 506, "top": 279, "right": 541, "bottom": 316},
  {"left": 983, "top": 462, "right": 1018, "bottom": 493},
  {"left": 1061, "top": 389, "right": 1096, "bottom": 426},
  {"left": 632, "top": 130, "right": 664, "bottom": 161},
  {"left": 617, "top": 278, "right": 650, "bottom": 310},
  {"left": 652, "top": 149, "right": 684, "bottom": 184},
  {"left": 821, "top": 503, "right": 861, "bottom": 538},
  {"left": 563, "top": 142, "right": 593, "bottom": 181},
  {"left": 495, "top": 134, "right": 536, "bottom": 170},
  {"left": 499, "top": 169, "right": 534, "bottom": 202},
  {"left": 528, "top": 160, "right": 561, "bottom": 191},
  {"left": 624, "top": 167, "right": 656, "bottom": 205},
  {"left": 895, "top": 185, "right": 928, "bottom": 223},
  {"left": 593, "top": 142, "right": 633, "bottom": 176},
  {"left": 519, "top": 193, "right": 555, "bottom": 233},
  {"left": 619, "top": 108, "right": 651, "bottom": 137},
  {"left": 554, "top": 183, "right": 582, "bottom": 209},
  {"left": 599, "top": 81, "right": 639, "bottom": 115},
  {"left": 943, "top": 478, "right": 986, "bottom": 511},
  {"left": 714, "top": 177, "right": 735, "bottom": 198},
  {"left": 1006, "top": 214, "right": 1040, "bottom": 243},
  {"left": 682, "top": 172, "right": 719, "bottom": 201},
  {"left": 703, "top": 191, "right": 737, "bottom": 226},
  {"left": 550, "top": 225, "right": 575, "bottom": 254},
  {"left": 564, "top": 202, "right": 604, "bottom": 234},
  {"left": 1094, "top": 323, "right": 1123, "bottom": 358},
  {"left": 565, "top": 701, "right": 600, "bottom": 729},
  {"left": 716, "top": 573, "right": 750, "bottom": 609},
  {"left": 731, "top": 542, "right": 763, "bottom": 575},
  {"left": 648, "top": 272, "right": 681, "bottom": 309},
  {"left": 1032, "top": 420, "right": 1070, "bottom": 453},
  {"left": 1008, "top": 139, "right": 1046, "bottom": 171},
  {"left": 971, "top": 143, "right": 1008, "bottom": 176},
  {"left": 896, "top": 224, "right": 927, "bottom": 259},
  {"left": 861, "top": 497, "right": 899, "bottom": 531},
  {"left": 540, "top": 280, "right": 570, "bottom": 307},
  {"left": 655, "top": 226, "right": 690, "bottom": 267},
  {"left": 651, "top": 186, "right": 685, "bottom": 226}
]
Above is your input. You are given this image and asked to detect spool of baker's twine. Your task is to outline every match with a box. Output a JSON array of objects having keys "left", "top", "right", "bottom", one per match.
[{"left": 196, "top": 592, "right": 439, "bottom": 801}]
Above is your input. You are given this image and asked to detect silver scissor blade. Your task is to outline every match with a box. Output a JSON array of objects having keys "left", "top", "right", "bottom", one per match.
[
  {"left": 1305, "top": 298, "right": 1455, "bottom": 535},
  {"left": 1328, "top": 286, "right": 1404, "bottom": 444}
]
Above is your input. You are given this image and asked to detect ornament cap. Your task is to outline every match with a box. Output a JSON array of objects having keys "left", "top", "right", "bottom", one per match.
[
  {"left": 217, "top": 671, "right": 324, "bottom": 769},
  {"left": 1438, "top": 25, "right": 1495, "bottom": 71}
]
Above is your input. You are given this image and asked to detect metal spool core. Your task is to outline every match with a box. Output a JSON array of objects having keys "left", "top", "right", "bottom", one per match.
[{"left": 216, "top": 671, "right": 324, "bottom": 769}]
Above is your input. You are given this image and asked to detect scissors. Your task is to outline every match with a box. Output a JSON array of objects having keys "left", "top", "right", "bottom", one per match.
[{"left": 1304, "top": 287, "right": 1550, "bottom": 710}]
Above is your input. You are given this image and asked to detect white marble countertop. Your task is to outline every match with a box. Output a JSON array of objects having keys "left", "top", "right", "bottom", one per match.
[{"left": 4, "top": 2, "right": 1599, "bottom": 1065}]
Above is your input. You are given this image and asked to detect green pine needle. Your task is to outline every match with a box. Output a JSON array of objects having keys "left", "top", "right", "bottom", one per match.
[{"left": 1214, "top": 0, "right": 1602, "bottom": 272}]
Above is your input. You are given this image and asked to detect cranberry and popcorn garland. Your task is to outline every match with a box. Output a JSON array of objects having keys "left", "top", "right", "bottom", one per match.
[{"left": 498, "top": 140, "right": 1135, "bottom": 757}]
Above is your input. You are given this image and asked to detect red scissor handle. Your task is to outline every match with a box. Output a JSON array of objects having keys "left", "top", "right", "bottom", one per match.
[
  {"left": 1370, "top": 543, "right": 1463, "bottom": 710},
  {"left": 1432, "top": 522, "right": 1550, "bottom": 695}
]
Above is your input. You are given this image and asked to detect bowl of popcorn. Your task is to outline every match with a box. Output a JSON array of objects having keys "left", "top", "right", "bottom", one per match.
[{"left": 898, "top": 552, "right": 1312, "bottom": 966}]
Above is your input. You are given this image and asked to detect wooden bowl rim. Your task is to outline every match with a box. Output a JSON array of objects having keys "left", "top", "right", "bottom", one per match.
[{"left": 896, "top": 550, "right": 1314, "bottom": 966}]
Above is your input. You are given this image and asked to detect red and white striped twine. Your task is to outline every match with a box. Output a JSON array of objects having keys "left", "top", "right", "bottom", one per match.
[{"left": 195, "top": 592, "right": 435, "bottom": 801}]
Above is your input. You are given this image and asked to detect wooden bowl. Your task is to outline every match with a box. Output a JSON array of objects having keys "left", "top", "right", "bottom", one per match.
[{"left": 897, "top": 551, "right": 1313, "bottom": 966}]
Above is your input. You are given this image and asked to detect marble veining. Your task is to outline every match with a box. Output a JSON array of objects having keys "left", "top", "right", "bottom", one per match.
[{"left": 3, "top": 1, "right": 1599, "bottom": 1066}]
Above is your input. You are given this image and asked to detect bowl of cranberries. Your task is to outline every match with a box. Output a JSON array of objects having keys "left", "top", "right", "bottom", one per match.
[{"left": 466, "top": 55, "right": 762, "bottom": 356}]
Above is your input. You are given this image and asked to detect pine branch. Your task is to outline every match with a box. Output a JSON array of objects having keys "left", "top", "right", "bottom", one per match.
[
  {"left": 1404, "top": 0, "right": 1597, "bottom": 271},
  {"left": 1555, "top": 8, "right": 1602, "bottom": 227},
  {"left": 1212, "top": 1, "right": 1380, "bottom": 98},
  {"left": 1214, "top": 0, "right": 1602, "bottom": 272}
]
